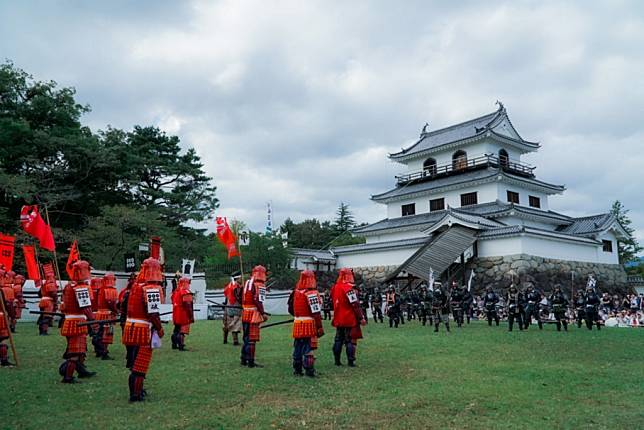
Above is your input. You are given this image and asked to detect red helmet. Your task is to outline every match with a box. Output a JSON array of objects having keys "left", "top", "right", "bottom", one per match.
[
  {"left": 15, "top": 274, "right": 25, "bottom": 285},
  {"left": 336, "top": 268, "right": 354, "bottom": 284},
  {"left": 296, "top": 270, "right": 316, "bottom": 290},
  {"left": 103, "top": 272, "right": 116, "bottom": 287},
  {"left": 90, "top": 277, "right": 103, "bottom": 290},
  {"left": 71, "top": 260, "right": 91, "bottom": 282},
  {"left": 178, "top": 277, "right": 191, "bottom": 290},
  {"left": 251, "top": 265, "right": 267, "bottom": 282},
  {"left": 5, "top": 271, "right": 15, "bottom": 283},
  {"left": 140, "top": 258, "right": 163, "bottom": 282}
]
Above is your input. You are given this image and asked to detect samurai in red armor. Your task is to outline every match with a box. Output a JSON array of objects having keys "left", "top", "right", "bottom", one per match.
[
  {"left": 171, "top": 276, "right": 194, "bottom": 351},
  {"left": 288, "top": 270, "right": 324, "bottom": 377},
  {"left": 95, "top": 272, "right": 118, "bottom": 360},
  {"left": 241, "top": 265, "right": 269, "bottom": 368},
  {"left": 59, "top": 260, "right": 97, "bottom": 383},
  {"left": 0, "top": 267, "right": 16, "bottom": 366},
  {"left": 38, "top": 271, "right": 59, "bottom": 335},
  {"left": 122, "top": 258, "right": 165, "bottom": 402},
  {"left": 12, "top": 274, "right": 25, "bottom": 330},
  {"left": 3, "top": 271, "right": 16, "bottom": 332},
  {"left": 331, "top": 268, "right": 366, "bottom": 367}
]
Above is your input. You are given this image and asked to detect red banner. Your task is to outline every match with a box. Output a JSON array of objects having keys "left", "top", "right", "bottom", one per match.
[
  {"left": 23, "top": 245, "right": 40, "bottom": 280},
  {"left": 66, "top": 240, "right": 80, "bottom": 278},
  {"left": 216, "top": 217, "right": 239, "bottom": 260},
  {"left": 150, "top": 236, "right": 161, "bottom": 260},
  {"left": 0, "top": 233, "right": 15, "bottom": 271},
  {"left": 20, "top": 205, "right": 55, "bottom": 251}
]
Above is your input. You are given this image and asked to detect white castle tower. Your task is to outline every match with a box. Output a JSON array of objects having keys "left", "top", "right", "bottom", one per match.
[{"left": 331, "top": 103, "right": 628, "bottom": 289}]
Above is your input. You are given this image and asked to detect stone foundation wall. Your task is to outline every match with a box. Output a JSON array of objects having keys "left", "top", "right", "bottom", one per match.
[
  {"left": 466, "top": 254, "right": 629, "bottom": 294},
  {"left": 352, "top": 265, "right": 399, "bottom": 288}
]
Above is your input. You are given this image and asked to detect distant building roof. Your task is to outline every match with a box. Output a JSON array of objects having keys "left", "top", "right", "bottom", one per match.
[
  {"left": 291, "top": 248, "right": 336, "bottom": 262},
  {"left": 389, "top": 105, "right": 539, "bottom": 161}
]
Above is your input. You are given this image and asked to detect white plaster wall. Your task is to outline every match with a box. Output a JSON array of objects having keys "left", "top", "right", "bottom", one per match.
[
  {"left": 478, "top": 236, "right": 523, "bottom": 257},
  {"left": 403, "top": 138, "right": 524, "bottom": 172},
  {"left": 497, "top": 183, "right": 549, "bottom": 210},
  {"left": 386, "top": 182, "right": 500, "bottom": 218},
  {"left": 336, "top": 247, "right": 419, "bottom": 268},
  {"left": 597, "top": 231, "right": 619, "bottom": 264}
]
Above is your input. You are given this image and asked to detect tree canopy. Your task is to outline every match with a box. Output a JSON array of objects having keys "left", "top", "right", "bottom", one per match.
[
  {"left": 610, "top": 200, "right": 642, "bottom": 264},
  {"left": 0, "top": 61, "right": 218, "bottom": 272}
]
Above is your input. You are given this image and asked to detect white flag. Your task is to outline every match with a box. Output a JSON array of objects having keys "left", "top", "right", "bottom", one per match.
[
  {"left": 587, "top": 274, "right": 596, "bottom": 289},
  {"left": 467, "top": 270, "right": 474, "bottom": 292},
  {"left": 428, "top": 267, "right": 435, "bottom": 291}
]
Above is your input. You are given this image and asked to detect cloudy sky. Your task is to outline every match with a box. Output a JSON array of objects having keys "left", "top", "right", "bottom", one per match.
[{"left": 1, "top": 0, "right": 643, "bottom": 241}]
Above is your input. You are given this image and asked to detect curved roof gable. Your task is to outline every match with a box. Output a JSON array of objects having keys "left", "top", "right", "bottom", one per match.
[{"left": 389, "top": 104, "right": 539, "bottom": 162}]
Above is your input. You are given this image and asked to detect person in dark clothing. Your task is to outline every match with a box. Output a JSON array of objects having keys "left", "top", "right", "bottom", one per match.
[
  {"left": 483, "top": 286, "right": 500, "bottom": 326},
  {"left": 549, "top": 286, "right": 569, "bottom": 332},
  {"left": 506, "top": 284, "right": 524, "bottom": 332},
  {"left": 523, "top": 284, "right": 543, "bottom": 330}
]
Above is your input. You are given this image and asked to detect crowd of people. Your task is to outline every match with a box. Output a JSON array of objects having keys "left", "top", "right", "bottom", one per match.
[
  {"left": 1, "top": 261, "right": 642, "bottom": 404},
  {"left": 0, "top": 260, "right": 368, "bottom": 403},
  {"left": 316, "top": 279, "right": 644, "bottom": 332}
]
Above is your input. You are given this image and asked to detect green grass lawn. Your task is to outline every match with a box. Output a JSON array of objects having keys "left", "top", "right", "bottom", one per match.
[{"left": 2, "top": 317, "right": 643, "bottom": 429}]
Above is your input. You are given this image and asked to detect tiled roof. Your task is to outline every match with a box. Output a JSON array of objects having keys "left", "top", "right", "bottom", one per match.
[
  {"left": 291, "top": 248, "right": 336, "bottom": 261},
  {"left": 556, "top": 213, "right": 615, "bottom": 236},
  {"left": 372, "top": 168, "right": 500, "bottom": 202},
  {"left": 352, "top": 211, "right": 446, "bottom": 235},
  {"left": 389, "top": 106, "right": 538, "bottom": 160},
  {"left": 371, "top": 168, "right": 564, "bottom": 202},
  {"left": 331, "top": 237, "right": 428, "bottom": 254}
]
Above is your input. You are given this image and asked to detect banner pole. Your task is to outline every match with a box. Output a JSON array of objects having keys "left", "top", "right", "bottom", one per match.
[{"left": 43, "top": 205, "right": 65, "bottom": 290}]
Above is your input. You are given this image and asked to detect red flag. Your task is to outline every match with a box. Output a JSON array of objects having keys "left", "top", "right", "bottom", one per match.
[
  {"left": 23, "top": 245, "right": 40, "bottom": 280},
  {"left": 20, "top": 205, "right": 56, "bottom": 251},
  {"left": 216, "top": 217, "right": 239, "bottom": 260},
  {"left": 0, "top": 233, "right": 15, "bottom": 271},
  {"left": 66, "top": 240, "right": 80, "bottom": 278}
]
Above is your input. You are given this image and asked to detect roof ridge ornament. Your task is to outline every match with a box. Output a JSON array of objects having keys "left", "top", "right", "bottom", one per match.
[
  {"left": 420, "top": 122, "right": 429, "bottom": 137},
  {"left": 495, "top": 100, "right": 505, "bottom": 112}
]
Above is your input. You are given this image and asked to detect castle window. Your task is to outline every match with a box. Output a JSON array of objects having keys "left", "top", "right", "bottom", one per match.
[
  {"left": 401, "top": 203, "right": 416, "bottom": 216},
  {"left": 430, "top": 198, "right": 445, "bottom": 212},
  {"left": 507, "top": 191, "right": 520, "bottom": 204},
  {"left": 460, "top": 192, "right": 478, "bottom": 207},
  {"left": 423, "top": 158, "right": 437, "bottom": 175},
  {"left": 499, "top": 149, "right": 509, "bottom": 167},
  {"left": 452, "top": 150, "right": 468, "bottom": 170},
  {"left": 529, "top": 195, "right": 541, "bottom": 208},
  {"left": 602, "top": 240, "right": 613, "bottom": 253}
]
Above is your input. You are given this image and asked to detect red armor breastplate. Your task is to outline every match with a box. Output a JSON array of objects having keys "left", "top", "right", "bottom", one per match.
[
  {"left": 293, "top": 289, "right": 314, "bottom": 318},
  {"left": 127, "top": 283, "right": 148, "bottom": 319},
  {"left": 62, "top": 282, "right": 88, "bottom": 314},
  {"left": 242, "top": 283, "right": 256, "bottom": 307},
  {"left": 172, "top": 288, "right": 192, "bottom": 325},
  {"left": 98, "top": 286, "right": 117, "bottom": 310},
  {"left": 331, "top": 282, "right": 357, "bottom": 328}
]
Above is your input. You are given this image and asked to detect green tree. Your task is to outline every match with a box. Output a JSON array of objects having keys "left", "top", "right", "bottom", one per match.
[
  {"left": 0, "top": 61, "right": 218, "bottom": 274},
  {"left": 334, "top": 202, "right": 356, "bottom": 233},
  {"left": 610, "top": 200, "right": 642, "bottom": 264}
]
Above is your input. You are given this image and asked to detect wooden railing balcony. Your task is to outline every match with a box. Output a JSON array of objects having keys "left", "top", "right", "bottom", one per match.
[{"left": 395, "top": 154, "right": 535, "bottom": 185}]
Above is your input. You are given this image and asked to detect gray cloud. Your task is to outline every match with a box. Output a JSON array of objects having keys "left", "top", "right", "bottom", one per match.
[{"left": 1, "top": 0, "right": 643, "bottom": 242}]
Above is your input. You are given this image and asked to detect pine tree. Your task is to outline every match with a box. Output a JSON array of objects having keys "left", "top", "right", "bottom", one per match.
[
  {"left": 610, "top": 200, "right": 642, "bottom": 264},
  {"left": 334, "top": 202, "right": 356, "bottom": 233}
]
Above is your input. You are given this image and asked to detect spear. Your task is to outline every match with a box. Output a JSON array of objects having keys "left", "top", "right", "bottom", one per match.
[
  {"left": 30, "top": 310, "right": 64, "bottom": 318},
  {"left": 208, "top": 300, "right": 271, "bottom": 316},
  {"left": 260, "top": 319, "right": 294, "bottom": 329}
]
